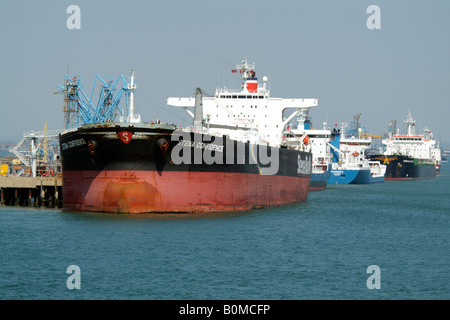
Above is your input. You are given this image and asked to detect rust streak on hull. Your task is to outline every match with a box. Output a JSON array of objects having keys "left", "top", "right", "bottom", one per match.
[{"left": 63, "top": 170, "right": 310, "bottom": 214}]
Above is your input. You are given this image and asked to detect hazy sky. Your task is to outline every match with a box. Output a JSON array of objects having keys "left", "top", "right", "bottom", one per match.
[{"left": 1, "top": 0, "right": 449, "bottom": 146}]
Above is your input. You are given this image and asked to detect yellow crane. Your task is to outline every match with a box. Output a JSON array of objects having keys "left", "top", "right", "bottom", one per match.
[
  {"left": 360, "top": 131, "right": 383, "bottom": 139},
  {"left": 42, "top": 122, "right": 47, "bottom": 164}
]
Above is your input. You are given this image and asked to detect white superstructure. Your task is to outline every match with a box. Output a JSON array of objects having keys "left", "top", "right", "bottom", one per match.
[
  {"left": 332, "top": 124, "right": 372, "bottom": 170},
  {"left": 329, "top": 123, "right": 386, "bottom": 179},
  {"left": 167, "top": 59, "right": 318, "bottom": 147},
  {"left": 382, "top": 111, "right": 440, "bottom": 165},
  {"left": 283, "top": 110, "right": 331, "bottom": 174}
]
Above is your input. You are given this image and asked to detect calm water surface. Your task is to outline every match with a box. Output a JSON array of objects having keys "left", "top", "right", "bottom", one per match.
[{"left": 1, "top": 164, "right": 449, "bottom": 300}]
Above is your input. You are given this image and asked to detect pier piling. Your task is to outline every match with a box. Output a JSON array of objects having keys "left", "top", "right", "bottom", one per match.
[{"left": 0, "top": 176, "right": 62, "bottom": 208}]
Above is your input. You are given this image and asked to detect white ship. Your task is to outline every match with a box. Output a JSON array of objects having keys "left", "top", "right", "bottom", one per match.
[
  {"left": 368, "top": 111, "right": 439, "bottom": 179},
  {"left": 282, "top": 109, "right": 332, "bottom": 191}
]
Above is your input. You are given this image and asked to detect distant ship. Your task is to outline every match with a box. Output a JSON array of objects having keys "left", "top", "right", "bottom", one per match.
[
  {"left": 442, "top": 151, "right": 448, "bottom": 163},
  {"left": 283, "top": 110, "right": 331, "bottom": 191},
  {"left": 368, "top": 111, "right": 439, "bottom": 180},
  {"left": 59, "top": 60, "right": 318, "bottom": 213},
  {"left": 327, "top": 124, "right": 386, "bottom": 185}
]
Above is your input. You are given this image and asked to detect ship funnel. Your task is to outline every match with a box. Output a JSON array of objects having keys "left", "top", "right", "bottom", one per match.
[{"left": 330, "top": 128, "right": 341, "bottom": 163}]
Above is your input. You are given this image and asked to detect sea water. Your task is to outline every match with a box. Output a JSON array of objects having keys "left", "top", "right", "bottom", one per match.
[{"left": 1, "top": 164, "right": 449, "bottom": 300}]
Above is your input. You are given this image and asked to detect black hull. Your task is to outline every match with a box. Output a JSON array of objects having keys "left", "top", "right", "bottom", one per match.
[
  {"left": 59, "top": 123, "right": 313, "bottom": 213},
  {"left": 368, "top": 155, "right": 435, "bottom": 180},
  {"left": 60, "top": 124, "right": 311, "bottom": 176}
]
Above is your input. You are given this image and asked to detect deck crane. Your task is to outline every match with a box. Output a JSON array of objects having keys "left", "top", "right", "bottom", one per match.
[{"left": 348, "top": 113, "right": 383, "bottom": 139}]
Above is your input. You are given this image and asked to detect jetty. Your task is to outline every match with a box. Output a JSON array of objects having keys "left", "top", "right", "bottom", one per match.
[{"left": 0, "top": 176, "right": 62, "bottom": 208}]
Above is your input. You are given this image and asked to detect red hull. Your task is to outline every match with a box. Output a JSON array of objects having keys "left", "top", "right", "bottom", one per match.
[{"left": 62, "top": 170, "right": 310, "bottom": 214}]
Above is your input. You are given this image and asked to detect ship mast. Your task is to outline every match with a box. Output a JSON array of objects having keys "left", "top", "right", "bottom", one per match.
[
  {"left": 232, "top": 58, "right": 259, "bottom": 94},
  {"left": 128, "top": 70, "right": 137, "bottom": 121},
  {"left": 405, "top": 111, "right": 416, "bottom": 136}
]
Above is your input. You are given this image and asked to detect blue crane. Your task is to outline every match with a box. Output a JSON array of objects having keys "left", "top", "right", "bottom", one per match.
[{"left": 57, "top": 71, "right": 135, "bottom": 129}]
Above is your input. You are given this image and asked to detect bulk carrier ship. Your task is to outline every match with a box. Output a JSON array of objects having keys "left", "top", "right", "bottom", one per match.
[{"left": 59, "top": 59, "right": 317, "bottom": 213}]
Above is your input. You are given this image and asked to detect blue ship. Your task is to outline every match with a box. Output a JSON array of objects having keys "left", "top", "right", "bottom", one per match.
[
  {"left": 328, "top": 167, "right": 372, "bottom": 184},
  {"left": 327, "top": 126, "right": 386, "bottom": 185}
]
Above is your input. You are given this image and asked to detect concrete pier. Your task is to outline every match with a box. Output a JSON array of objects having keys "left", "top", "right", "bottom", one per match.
[{"left": 0, "top": 176, "right": 62, "bottom": 208}]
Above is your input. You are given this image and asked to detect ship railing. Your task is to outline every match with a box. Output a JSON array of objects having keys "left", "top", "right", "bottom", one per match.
[
  {"left": 312, "top": 156, "right": 331, "bottom": 165},
  {"left": 215, "top": 88, "right": 269, "bottom": 97},
  {"left": 61, "top": 127, "right": 79, "bottom": 134},
  {"left": 23, "top": 129, "right": 62, "bottom": 138}
]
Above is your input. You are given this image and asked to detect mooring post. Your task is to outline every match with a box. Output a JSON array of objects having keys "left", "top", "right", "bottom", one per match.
[
  {"left": 54, "top": 179, "right": 59, "bottom": 208},
  {"left": 28, "top": 189, "right": 32, "bottom": 207},
  {"left": 39, "top": 181, "right": 44, "bottom": 207},
  {"left": 34, "top": 187, "right": 38, "bottom": 207},
  {"left": 14, "top": 188, "right": 19, "bottom": 206}
]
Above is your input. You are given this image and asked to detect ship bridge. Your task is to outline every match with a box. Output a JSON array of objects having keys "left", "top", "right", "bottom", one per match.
[
  {"left": 167, "top": 59, "right": 318, "bottom": 146},
  {"left": 382, "top": 111, "right": 439, "bottom": 161}
]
